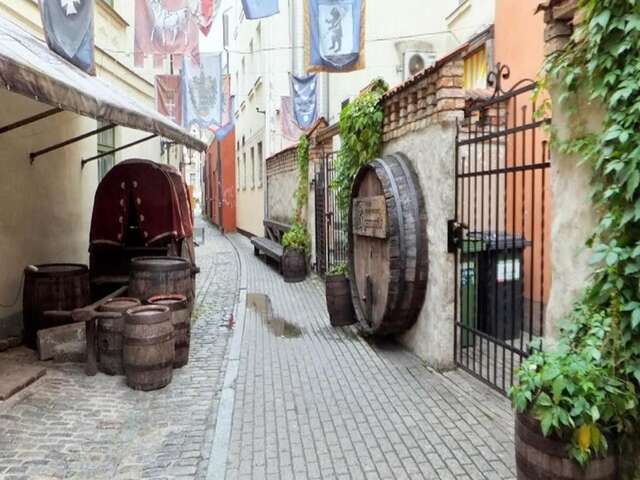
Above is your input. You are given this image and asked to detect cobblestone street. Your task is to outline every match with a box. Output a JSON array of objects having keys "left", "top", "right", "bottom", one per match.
[
  {"left": 0, "top": 222, "right": 516, "bottom": 480},
  {"left": 0, "top": 221, "right": 239, "bottom": 480}
]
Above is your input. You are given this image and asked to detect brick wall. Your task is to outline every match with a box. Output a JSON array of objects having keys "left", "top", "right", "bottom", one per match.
[{"left": 266, "top": 147, "right": 298, "bottom": 224}]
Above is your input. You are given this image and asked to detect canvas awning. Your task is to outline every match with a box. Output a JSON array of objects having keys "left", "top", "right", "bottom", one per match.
[{"left": 0, "top": 16, "right": 207, "bottom": 152}]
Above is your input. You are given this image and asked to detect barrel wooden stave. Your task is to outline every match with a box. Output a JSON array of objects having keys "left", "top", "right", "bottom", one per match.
[
  {"left": 325, "top": 275, "right": 355, "bottom": 327},
  {"left": 128, "top": 257, "right": 194, "bottom": 311},
  {"left": 515, "top": 413, "right": 617, "bottom": 480},
  {"left": 348, "top": 153, "right": 428, "bottom": 335},
  {"left": 123, "top": 305, "right": 174, "bottom": 391},
  {"left": 148, "top": 294, "right": 190, "bottom": 368},
  {"left": 282, "top": 249, "right": 306, "bottom": 283},
  {"left": 23, "top": 264, "right": 90, "bottom": 348},
  {"left": 97, "top": 297, "right": 141, "bottom": 375}
]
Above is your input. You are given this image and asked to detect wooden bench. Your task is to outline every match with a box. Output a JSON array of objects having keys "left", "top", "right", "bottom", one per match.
[{"left": 251, "top": 220, "right": 291, "bottom": 273}]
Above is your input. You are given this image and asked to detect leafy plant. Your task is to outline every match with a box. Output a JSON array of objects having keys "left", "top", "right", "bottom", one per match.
[
  {"left": 510, "top": 1, "right": 640, "bottom": 470},
  {"left": 332, "top": 79, "right": 388, "bottom": 214},
  {"left": 294, "top": 134, "right": 310, "bottom": 223},
  {"left": 281, "top": 222, "right": 310, "bottom": 255},
  {"left": 329, "top": 262, "right": 348, "bottom": 276}
]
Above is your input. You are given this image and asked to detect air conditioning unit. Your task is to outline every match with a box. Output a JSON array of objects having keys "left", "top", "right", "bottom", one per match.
[{"left": 403, "top": 51, "right": 437, "bottom": 80}]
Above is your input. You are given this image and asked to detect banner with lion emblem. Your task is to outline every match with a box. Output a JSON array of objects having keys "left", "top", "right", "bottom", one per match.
[
  {"left": 39, "top": 0, "right": 95, "bottom": 74},
  {"left": 134, "top": 0, "right": 200, "bottom": 67},
  {"left": 182, "top": 53, "right": 222, "bottom": 129},
  {"left": 305, "top": 0, "right": 366, "bottom": 73}
]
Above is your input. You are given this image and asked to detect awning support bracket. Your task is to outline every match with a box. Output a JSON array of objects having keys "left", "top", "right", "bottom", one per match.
[
  {"left": 30, "top": 123, "right": 116, "bottom": 164},
  {"left": 81, "top": 134, "right": 158, "bottom": 168},
  {"left": 0, "top": 108, "right": 63, "bottom": 136}
]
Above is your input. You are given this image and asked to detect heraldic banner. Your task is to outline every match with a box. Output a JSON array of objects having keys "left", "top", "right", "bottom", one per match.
[
  {"left": 280, "top": 96, "right": 306, "bottom": 143},
  {"left": 211, "top": 75, "right": 235, "bottom": 141},
  {"left": 241, "top": 0, "right": 279, "bottom": 20},
  {"left": 135, "top": 0, "right": 200, "bottom": 67},
  {"left": 199, "top": 0, "right": 216, "bottom": 36},
  {"left": 155, "top": 75, "right": 183, "bottom": 126},
  {"left": 40, "top": 0, "right": 95, "bottom": 74},
  {"left": 305, "top": 0, "right": 366, "bottom": 73},
  {"left": 182, "top": 53, "right": 223, "bottom": 129},
  {"left": 291, "top": 74, "right": 318, "bottom": 130}
]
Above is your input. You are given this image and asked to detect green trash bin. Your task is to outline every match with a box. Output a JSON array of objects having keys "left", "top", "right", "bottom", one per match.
[{"left": 459, "top": 237, "right": 485, "bottom": 348}]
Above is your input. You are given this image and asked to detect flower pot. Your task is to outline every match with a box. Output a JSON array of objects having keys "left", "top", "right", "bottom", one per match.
[
  {"left": 282, "top": 248, "right": 306, "bottom": 283},
  {"left": 515, "top": 412, "right": 618, "bottom": 480},
  {"left": 325, "top": 274, "right": 356, "bottom": 327}
]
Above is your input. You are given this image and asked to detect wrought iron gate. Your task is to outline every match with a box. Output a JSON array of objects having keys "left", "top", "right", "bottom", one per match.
[
  {"left": 315, "top": 152, "right": 348, "bottom": 276},
  {"left": 452, "top": 64, "right": 551, "bottom": 394}
]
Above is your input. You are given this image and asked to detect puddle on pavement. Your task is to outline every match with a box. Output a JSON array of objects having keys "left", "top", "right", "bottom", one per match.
[{"left": 247, "top": 293, "right": 303, "bottom": 338}]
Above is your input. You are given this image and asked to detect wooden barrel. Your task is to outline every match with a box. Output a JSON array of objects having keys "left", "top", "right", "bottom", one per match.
[
  {"left": 515, "top": 412, "right": 618, "bottom": 479},
  {"left": 325, "top": 274, "right": 356, "bottom": 327},
  {"left": 23, "top": 264, "right": 90, "bottom": 348},
  {"left": 348, "top": 152, "right": 428, "bottom": 335},
  {"left": 282, "top": 249, "right": 306, "bottom": 283},
  {"left": 148, "top": 294, "right": 190, "bottom": 368},
  {"left": 97, "top": 297, "right": 141, "bottom": 375},
  {"left": 123, "top": 305, "right": 174, "bottom": 391},
  {"left": 128, "top": 257, "right": 193, "bottom": 310}
]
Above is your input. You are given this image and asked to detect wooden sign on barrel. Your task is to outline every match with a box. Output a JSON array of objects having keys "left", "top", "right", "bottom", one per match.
[{"left": 348, "top": 153, "right": 428, "bottom": 336}]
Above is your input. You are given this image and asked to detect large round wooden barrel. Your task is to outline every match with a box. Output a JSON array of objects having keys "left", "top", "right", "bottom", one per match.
[
  {"left": 282, "top": 249, "right": 306, "bottom": 283},
  {"left": 325, "top": 274, "right": 355, "bottom": 327},
  {"left": 515, "top": 412, "right": 618, "bottom": 479},
  {"left": 128, "top": 257, "right": 194, "bottom": 310},
  {"left": 348, "top": 152, "right": 428, "bottom": 335},
  {"left": 97, "top": 297, "right": 141, "bottom": 375},
  {"left": 23, "top": 264, "right": 90, "bottom": 348},
  {"left": 123, "top": 305, "right": 174, "bottom": 391},
  {"left": 148, "top": 294, "right": 190, "bottom": 368}
]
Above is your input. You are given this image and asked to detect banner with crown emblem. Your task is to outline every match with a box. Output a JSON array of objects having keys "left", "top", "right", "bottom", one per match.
[
  {"left": 305, "top": 0, "right": 366, "bottom": 73},
  {"left": 182, "top": 53, "right": 223, "bottom": 129},
  {"left": 241, "top": 0, "right": 279, "bottom": 20},
  {"left": 291, "top": 74, "right": 318, "bottom": 129},
  {"left": 134, "top": 0, "right": 200, "bottom": 67},
  {"left": 39, "top": 0, "right": 95, "bottom": 74}
]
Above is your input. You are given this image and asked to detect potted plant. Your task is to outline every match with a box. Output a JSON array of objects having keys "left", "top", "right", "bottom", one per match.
[
  {"left": 510, "top": 309, "right": 637, "bottom": 479},
  {"left": 325, "top": 263, "right": 356, "bottom": 327},
  {"left": 281, "top": 222, "right": 310, "bottom": 283}
]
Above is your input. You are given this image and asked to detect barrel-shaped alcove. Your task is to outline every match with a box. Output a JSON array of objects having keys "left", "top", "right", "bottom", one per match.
[{"left": 348, "top": 152, "right": 428, "bottom": 335}]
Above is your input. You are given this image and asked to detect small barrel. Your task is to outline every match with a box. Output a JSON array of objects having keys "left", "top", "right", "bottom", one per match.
[
  {"left": 515, "top": 412, "right": 618, "bottom": 479},
  {"left": 129, "top": 257, "right": 194, "bottom": 311},
  {"left": 147, "top": 294, "right": 190, "bottom": 368},
  {"left": 282, "top": 249, "right": 307, "bottom": 283},
  {"left": 97, "top": 297, "right": 141, "bottom": 375},
  {"left": 123, "top": 305, "right": 174, "bottom": 391},
  {"left": 325, "top": 274, "right": 356, "bottom": 327},
  {"left": 23, "top": 264, "right": 90, "bottom": 348}
]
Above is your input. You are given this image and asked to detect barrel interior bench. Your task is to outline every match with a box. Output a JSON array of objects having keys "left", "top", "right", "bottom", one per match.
[{"left": 251, "top": 220, "right": 291, "bottom": 274}]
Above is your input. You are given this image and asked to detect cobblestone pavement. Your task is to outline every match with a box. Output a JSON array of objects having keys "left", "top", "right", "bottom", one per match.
[
  {"left": 0, "top": 220, "right": 239, "bottom": 480},
  {"left": 224, "top": 234, "right": 516, "bottom": 480}
]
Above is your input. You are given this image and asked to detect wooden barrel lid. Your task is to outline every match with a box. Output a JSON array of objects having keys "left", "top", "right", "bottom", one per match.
[
  {"left": 125, "top": 305, "right": 170, "bottom": 325},
  {"left": 130, "top": 256, "right": 189, "bottom": 272},
  {"left": 99, "top": 297, "right": 141, "bottom": 313},
  {"left": 24, "top": 263, "right": 88, "bottom": 277},
  {"left": 147, "top": 294, "right": 188, "bottom": 311}
]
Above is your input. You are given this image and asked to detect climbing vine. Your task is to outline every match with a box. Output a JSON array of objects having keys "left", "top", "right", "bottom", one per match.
[
  {"left": 332, "top": 79, "right": 388, "bottom": 214},
  {"left": 511, "top": 0, "right": 640, "bottom": 469},
  {"left": 282, "top": 134, "right": 311, "bottom": 254}
]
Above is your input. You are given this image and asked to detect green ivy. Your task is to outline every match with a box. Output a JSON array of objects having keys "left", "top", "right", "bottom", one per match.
[
  {"left": 511, "top": 0, "right": 640, "bottom": 468},
  {"left": 294, "top": 134, "right": 310, "bottom": 223},
  {"left": 332, "top": 79, "right": 388, "bottom": 214}
]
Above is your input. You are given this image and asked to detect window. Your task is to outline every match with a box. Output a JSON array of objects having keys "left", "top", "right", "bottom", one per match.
[
  {"left": 257, "top": 142, "right": 263, "bottom": 186},
  {"left": 463, "top": 46, "right": 488, "bottom": 90},
  {"left": 250, "top": 147, "right": 255, "bottom": 188},
  {"left": 97, "top": 121, "right": 115, "bottom": 181},
  {"left": 242, "top": 153, "right": 247, "bottom": 190}
]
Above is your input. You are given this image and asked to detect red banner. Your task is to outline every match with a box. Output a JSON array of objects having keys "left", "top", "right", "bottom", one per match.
[
  {"left": 155, "top": 75, "right": 182, "bottom": 126},
  {"left": 280, "top": 96, "right": 306, "bottom": 143},
  {"left": 199, "top": 0, "right": 215, "bottom": 36},
  {"left": 135, "top": 0, "right": 200, "bottom": 67}
]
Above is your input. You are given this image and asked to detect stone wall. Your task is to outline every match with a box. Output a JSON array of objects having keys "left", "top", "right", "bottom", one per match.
[{"left": 266, "top": 147, "right": 298, "bottom": 225}]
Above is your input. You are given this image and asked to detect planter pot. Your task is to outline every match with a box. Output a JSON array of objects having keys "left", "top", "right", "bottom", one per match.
[
  {"left": 282, "top": 248, "right": 307, "bottom": 283},
  {"left": 325, "top": 274, "right": 356, "bottom": 327},
  {"left": 515, "top": 412, "right": 618, "bottom": 480}
]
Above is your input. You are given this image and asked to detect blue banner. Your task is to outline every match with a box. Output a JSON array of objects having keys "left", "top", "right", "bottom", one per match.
[
  {"left": 182, "top": 53, "right": 223, "bottom": 129},
  {"left": 39, "top": 0, "right": 95, "bottom": 74},
  {"left": 307, "top": 0, "right": 363, "bottom": 72},
  {"left": 291, "top": 74, "right": 318, "bottom": 130},
  {"left": 241, "top": 0, "right": 279, "bottom": 20}
]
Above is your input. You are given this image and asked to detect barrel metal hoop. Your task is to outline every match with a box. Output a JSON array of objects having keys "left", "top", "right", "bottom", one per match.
[
  {"left": 124, "top": 332, "right": 174, "bottom": 346},
  {"left": 124, "top": 360, "right": 174, "bottom": 372}
]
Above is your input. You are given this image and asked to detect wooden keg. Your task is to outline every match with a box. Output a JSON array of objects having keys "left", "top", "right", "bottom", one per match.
[
  {"left": 282, "top": 249, "right": 306, "bottom": 283},
  {"left": 97, "top": 297, "right": 141, "bottom": 375},
  {"left": 128, "top": 257, "right": 193, "bottom": 310},
  {"left": 348, "top": 152, "right": 428, "bottom": 335},
  {"left": 325, "top": 274, "right": 355, "bottom": 327},
  {"left": 515, "top": 413, "right": 618, "bottom": 479},
  {"left": 23, "top": 264, "right": 90, "bottom": 348},
  {"left": 123, "top": 305, "right": 174, "bottom": 391},
  {"left": 147, "top": 294, "right": 190, "bottom": 368}
]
